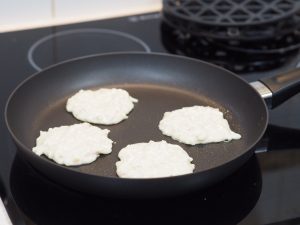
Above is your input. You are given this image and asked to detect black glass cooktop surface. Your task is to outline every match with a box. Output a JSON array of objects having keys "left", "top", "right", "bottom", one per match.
[{"left": 0, "top": 12, "right": 300, "bottom": 225}]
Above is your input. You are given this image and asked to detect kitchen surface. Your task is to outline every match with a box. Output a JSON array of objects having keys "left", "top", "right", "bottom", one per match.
[{"left": 1, "top": 1, "right": 300, "bottom": 224}]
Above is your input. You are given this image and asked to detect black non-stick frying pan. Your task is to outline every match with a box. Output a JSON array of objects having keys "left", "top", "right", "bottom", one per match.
[{"left": 5, "top": 52, "right": 300, "bottom": 198}]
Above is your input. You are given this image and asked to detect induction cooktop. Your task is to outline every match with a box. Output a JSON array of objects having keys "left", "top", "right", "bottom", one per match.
[{"left": 0, "top": 12, "right": 299, "bottom": 225}]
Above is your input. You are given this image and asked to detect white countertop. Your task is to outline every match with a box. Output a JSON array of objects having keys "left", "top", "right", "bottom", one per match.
[
  {"left": 0, "top": 199, "right": 12, "bottom": 225},
  {"left": 0, "top": 0, "right": 162, "bottom": 33}
]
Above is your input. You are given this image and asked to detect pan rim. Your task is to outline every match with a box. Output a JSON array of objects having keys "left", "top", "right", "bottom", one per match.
[{"left": 4, "top": 51, "right": 269, "bottom": 181}]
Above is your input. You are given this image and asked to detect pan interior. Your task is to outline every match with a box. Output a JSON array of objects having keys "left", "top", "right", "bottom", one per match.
[
  {"left": 6, "top": 53, "right": 267, "bottom": 178},
  {"left": 28, "top": 83, "right": 247, "bottom": 176}
]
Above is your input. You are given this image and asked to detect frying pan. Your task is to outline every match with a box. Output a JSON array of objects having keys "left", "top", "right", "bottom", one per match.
[{"left": 5, "top": 52, "right": 300, "bottom": 198}]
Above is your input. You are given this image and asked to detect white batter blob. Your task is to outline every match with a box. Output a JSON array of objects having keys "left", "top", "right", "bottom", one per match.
[
  {"left": 32, "top": 123, "right": 113, "bottom": 166},
  {"left": 66, "top": 88, "right": 138, "bottom": 125},
  {"left": 116, "top": 140, "right": 195, "bottom": 178},
  {"left": 159, "top": 106, "right": 241, "bottom": 145}
]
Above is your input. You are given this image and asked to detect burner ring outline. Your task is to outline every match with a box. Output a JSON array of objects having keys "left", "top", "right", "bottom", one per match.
[{"left": 28, "top": 28, "right": 151, "bottom": 71}]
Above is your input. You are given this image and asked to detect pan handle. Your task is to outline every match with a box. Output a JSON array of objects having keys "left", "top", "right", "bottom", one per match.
[{"left": 253, "top": 68, "right": 300, "bottom": 109}]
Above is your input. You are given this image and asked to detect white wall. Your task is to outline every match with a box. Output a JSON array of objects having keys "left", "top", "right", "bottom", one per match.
[
  {"left": 0, "top": 0, "right": 161, "bottom": 33},
  {"left": 0, "top": 0, "right": 53, "bottom": 32}
]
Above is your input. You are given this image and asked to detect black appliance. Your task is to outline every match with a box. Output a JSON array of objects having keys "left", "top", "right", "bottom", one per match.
[{"left": 0, "top": 10, "right": 299, "bottom": 225}]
